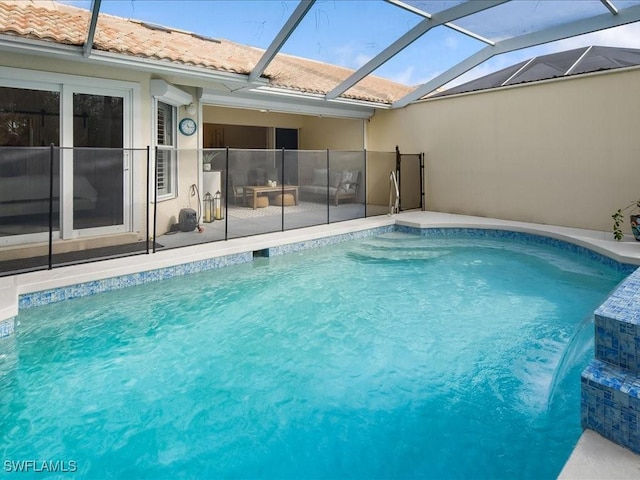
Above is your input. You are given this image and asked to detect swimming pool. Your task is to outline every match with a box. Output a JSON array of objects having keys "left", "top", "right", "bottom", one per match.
[{"left": 0, "top": 230, "right": 630, "bottom": 478}]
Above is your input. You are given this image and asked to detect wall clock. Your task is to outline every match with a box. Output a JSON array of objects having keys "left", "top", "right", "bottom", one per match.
[{"left": 179, "top": 118, "right": 197, "bottom": 136}]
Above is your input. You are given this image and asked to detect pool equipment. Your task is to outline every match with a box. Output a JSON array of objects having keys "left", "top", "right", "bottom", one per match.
[{"left": 178, "top": 208, "right": 197, "bottom": 232}]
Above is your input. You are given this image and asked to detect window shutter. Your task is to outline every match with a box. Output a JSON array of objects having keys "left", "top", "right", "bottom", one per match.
[{"left": 156, "top": 102, "right": 174, "bottom": 197}]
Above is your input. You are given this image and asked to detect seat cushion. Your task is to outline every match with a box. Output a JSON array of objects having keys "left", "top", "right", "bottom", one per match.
[{"left": 274, "top": 193, "right": 295, "bottom": 206}]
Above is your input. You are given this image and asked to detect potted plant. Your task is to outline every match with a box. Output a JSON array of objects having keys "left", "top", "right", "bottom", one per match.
[
  {"left": 612, "top": 199, "right": 640, "bottom": 241},
  {"left": 203, "top": 152, "right": 220, "bottom": 171}
]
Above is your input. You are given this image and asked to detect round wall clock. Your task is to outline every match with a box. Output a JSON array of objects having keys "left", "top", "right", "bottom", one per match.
[{"left": 179, "top": 118, "right": 197, "bottom": 136}]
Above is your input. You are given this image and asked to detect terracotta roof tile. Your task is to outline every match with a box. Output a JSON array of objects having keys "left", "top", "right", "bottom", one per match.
[{"left": 0, "top": 0, "right": 413, "bottom": 104}]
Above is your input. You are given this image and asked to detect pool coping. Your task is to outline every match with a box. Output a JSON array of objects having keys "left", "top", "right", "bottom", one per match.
[
  {"left": 3, "top": 211, "right": 640, "bottom": 319},
  {"left": 2, "top": 210, "right": 640, "bottom": 476}
]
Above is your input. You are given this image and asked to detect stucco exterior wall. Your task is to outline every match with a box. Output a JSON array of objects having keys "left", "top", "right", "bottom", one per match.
[
  {"left": 367, "top": 68, "right": 640, "bottom": 234},
  {"left": 155, "top": 94, "right": 200, "bottom": 236},
  {"left": 202, "top": 106, "right": 364, "bottom": 151},
  {"left": 299, "top": 116, "right": 364, "bottom": 151}
]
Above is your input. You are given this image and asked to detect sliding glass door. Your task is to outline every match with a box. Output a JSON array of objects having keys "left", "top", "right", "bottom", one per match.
[
  {"left": 0, "top": 85, "right": 60, "bottom": 242},
  {"left": 72, "top": 93, "right": 125, "bottom": 231},
  {"left": 0, "top": 72, "right": 133, "bottom": 247}
]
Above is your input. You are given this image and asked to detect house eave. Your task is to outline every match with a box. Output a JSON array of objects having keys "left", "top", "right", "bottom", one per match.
[
  {"left": 199, "top": 88, "right": 375, "bottom": 119},
  {"left": 0, "top": 34, "right": 264, "bottom": 89},
  {"left": 0, "top": 34, "right": 382, "bottom": 117}
]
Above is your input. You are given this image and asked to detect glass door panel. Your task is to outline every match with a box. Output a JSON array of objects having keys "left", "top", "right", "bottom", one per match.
[
  {"left": 0, "top": 87, "right": 60, "bottom": 238},
  {"left": 72, "top": 93, "right": 124, "bottom": 229}
]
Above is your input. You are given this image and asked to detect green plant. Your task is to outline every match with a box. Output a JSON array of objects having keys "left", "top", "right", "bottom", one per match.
[
  {"left": 203, "top": 151, "right": 220, "bottom": 165},
  {"left": 612, "top": 199, "right": 640, "bottom": 241}
]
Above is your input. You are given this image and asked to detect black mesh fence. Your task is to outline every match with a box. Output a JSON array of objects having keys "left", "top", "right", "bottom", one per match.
[
  {"left": 0, "top": 146, "right": 150, "bottom": 276},
  {"left": 1, "top": 146, "right": 419, "bottom": 275},
  {"left": 399, "top": 153, "right": 423, "bottom": 211}
]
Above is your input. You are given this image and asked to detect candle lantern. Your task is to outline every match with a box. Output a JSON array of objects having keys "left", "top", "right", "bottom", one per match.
[
  {"left": 203, "top": 192, "right": 214, "bottom": 223},
  {"left": 214, "top": 190, "right": 223, "bottom": 220}
]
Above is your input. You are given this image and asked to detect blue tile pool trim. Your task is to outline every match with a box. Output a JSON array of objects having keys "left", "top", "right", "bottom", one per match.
[
  {"left": 0, "top": 317, "right": 14, "bottom": 338},
  {"left": 16, "top": 229, "right": 399, "bottom": 312},
  {"left": 265, "top": 225, "right": 395, "bottom": 257},
  {"left": 14, "top": 226, "right": 636, "bottom": 312},
  {"left": 582, "top": 266, "right": 640, "bottom": 453},
  {"left": 582, "top": 359, "right": 640, "bottom": 453},
  {"left": 18, "top": 252, "right": 253, "bottom": 310},
  {"left": 396, "top": 226, "right": 638, "bottom": 274}
]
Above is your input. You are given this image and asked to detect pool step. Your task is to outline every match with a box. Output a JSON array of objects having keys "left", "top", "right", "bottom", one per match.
[{"left": 581, "top": 268, "right": 640, "bottom": 454}]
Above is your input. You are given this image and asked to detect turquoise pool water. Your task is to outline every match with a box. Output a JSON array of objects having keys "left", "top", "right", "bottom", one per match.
[{"left": 0, "top": 231, "right": 629, "bottom": 479}]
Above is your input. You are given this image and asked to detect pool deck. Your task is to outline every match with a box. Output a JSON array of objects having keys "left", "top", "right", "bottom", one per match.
[{"left": 2, "top": 210, "right": 640, "bottom": 477}]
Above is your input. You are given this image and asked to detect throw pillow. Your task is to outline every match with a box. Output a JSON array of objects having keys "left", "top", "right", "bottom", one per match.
[
  {"left": 312, "top": 168, "right": 327, "bottom": 186},
  {"left": 329, "top": 170, "right": 342, "bottom": 188},
  {"left": 340, "top": 170, "right": 353, "bottom": 190}
]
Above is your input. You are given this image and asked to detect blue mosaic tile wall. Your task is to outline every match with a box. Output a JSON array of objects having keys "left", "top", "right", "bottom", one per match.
[
  {"left": 265, "top": 226, "right": 394, "bottom": 257},
  {"left": 582, "top": 267, "right": 640, "bottom": 454},
  {"left": 15, "top": 227, "right": 396, "bottom": 311},
  {"left": 0, "top": 317, "right": 14, "bottom": 338},
  {"left": 18, "top": 252, "right": 253, "bottom": 310},
  {"left": 397, "top": 226, "right": 637, "bottom": 274}
]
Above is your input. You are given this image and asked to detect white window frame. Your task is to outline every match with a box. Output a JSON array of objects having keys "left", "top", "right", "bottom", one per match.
[
  {"left": 62, "top": 85, "right": 133, "bottom": 239},
  {"left": 154, "top": 99, "right": 177, "bottom": 201}
]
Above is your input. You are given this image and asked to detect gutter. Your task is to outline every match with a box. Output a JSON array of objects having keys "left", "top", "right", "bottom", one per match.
[{"left": 0, "top": 34, "right": 263, "bottom": 89}]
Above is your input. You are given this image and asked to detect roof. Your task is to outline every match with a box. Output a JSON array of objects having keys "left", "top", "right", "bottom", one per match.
[
  {"left": 0, "top": 0, "right": 412, "bottom": 105},
  {"left": 433, "top": 45, "right": 640, "bottom": 98},
  {"left": 1, "top": 0, "right": 640, "bottom": 111}
]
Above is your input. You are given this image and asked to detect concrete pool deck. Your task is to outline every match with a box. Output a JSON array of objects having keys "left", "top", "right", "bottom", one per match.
[{"left": 2, "top": 210, "right": 640, "bottom": 477}]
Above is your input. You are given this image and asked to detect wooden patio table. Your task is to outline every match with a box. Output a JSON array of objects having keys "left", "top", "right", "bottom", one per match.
[{"left": 242, "top": 185, "right": 299, "bottom": 209}]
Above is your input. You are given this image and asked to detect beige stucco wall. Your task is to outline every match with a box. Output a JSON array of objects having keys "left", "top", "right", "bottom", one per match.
[
  {"left": 155, "top": 91, "right": 200, "bottom": 236},
  {"left": 368, "top": 67, "right": 640, "bottom": 234},
  {"left": 202, "top": 106, "right": 364, "bottom": 150},
  {"left": 299, "top": 116, "right": 364, "bottom": 150}
]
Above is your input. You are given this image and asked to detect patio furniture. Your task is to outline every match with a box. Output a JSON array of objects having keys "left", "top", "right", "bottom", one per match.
[
  {"left": 274, "top": 193, "right": 295, "bottom": 206},
  {"left": 299, "top": 169, "right": 361, "bottom": 206},
  {"left": 243, "top": 185, "right": 299, "bottom": 209}
]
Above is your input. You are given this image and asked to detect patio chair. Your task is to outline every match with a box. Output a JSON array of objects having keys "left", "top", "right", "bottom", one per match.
[{"left": 228, "top": 173, "right": 245, "bottom": 205}]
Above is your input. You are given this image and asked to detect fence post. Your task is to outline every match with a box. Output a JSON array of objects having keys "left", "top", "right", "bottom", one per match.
[
  {"left": 420, "top": 152, "right": 425, "bottom": 211},
  {"left": 395, "top": 145, "right": 401, "bottom": 212},
  {"left": 326, "top": 149, "right": 330, "bottom": 224},
  {"left": 224, "top": 147, "right": 229, "bottom": 241},
  {"left": 145, "top": 146, "right": 150, "bottom": 254},
  {"left": 152, "top": 146, "right": 158, "bottom": 253},
  {"left": 363, "top": 149, "right": 367, "bottom": 218},
  {"left": 48, "top": 144, "right": 55, "bottom": 269},
  {"left": 281, "top": 147, "right": 285, "bottom": 232}
]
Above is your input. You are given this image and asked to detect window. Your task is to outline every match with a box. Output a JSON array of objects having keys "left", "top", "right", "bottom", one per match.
[{"left": 156, "top": 101, "right": 176, "bottom": 199}]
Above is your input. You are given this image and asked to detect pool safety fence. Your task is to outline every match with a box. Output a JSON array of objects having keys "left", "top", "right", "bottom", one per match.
[{"left": 0, "top": 146, "right": 422, "bottom": 277}]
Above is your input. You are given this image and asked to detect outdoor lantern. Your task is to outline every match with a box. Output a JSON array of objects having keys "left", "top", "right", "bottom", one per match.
[
  {"left": 203, "top": 192, "right": 213, "bottom": 223},
  {"left": 214, "top": 190, "right": 223, "bottom": 220}
]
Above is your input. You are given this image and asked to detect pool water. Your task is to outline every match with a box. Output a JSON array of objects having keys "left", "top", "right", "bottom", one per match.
[{"left": 0, "top": 231, "right": 628, "bottom": 479}]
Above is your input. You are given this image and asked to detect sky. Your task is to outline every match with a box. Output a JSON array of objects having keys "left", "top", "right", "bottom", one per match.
[{"left": 60, "top": 0, "right": 640, "bottom": 89}]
